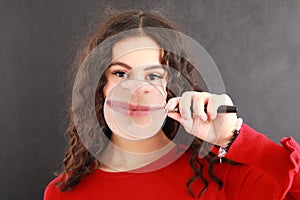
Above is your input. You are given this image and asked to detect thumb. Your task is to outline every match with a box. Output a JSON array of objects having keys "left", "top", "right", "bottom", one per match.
[{"left": 167, "top": 112, "right": 182, "bottom": 123}]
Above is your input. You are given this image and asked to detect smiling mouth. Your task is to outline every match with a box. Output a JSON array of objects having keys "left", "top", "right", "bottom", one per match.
[{"left": 106, "top": 99, "right": 164, "bottom": 117}]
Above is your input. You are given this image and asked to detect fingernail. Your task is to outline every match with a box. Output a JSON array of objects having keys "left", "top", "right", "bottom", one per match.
[
  {"left": 200, "top": 115, "right": 207, "bottom": 121},
  {"left": 165, "top": 102, "right": 173, "bottom": 110}
]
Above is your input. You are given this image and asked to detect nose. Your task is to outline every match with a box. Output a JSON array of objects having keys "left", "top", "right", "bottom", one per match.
[{"left": 120, "top": 80, "right": 154, "bottom": 97}]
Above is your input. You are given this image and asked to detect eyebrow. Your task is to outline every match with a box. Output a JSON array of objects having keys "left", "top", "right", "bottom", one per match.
[
  {"left": 107, "top": 61, "right": 165, "bottom": 71},
  {"left": 107, "top": 62, "right": 131, "bottom": 70}
]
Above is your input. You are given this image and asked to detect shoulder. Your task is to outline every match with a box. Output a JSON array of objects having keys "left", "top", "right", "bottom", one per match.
[
  {"left": 43, "top": 176, "right": 62, "bottom": 200},
  {"left": 43, "top": 171, "right": 105, "bottom": 200}
]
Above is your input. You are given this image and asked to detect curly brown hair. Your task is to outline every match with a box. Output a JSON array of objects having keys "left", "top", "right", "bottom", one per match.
[{"left": 56, "top": 9, "right": 238, "bottom": 199}]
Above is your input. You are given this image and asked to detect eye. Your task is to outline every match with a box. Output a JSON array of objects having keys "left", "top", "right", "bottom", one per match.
[
  {"left": 147, "top": 73, "right": 163, "bottom": 81},
  {"left": 112, "top": 71, "right": 128, "bottom": 78}
]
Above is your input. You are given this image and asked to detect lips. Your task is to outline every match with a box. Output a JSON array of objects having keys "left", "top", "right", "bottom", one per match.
[{"left": 106, "top": 99, "right": 163, "bottom": 117}]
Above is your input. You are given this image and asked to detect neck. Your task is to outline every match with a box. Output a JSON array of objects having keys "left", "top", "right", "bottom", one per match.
[
  {"left": 110, "top": 130, "right": 171, "bottom": 153},
  {"left": 99, "top": 130, "right": 175, "bottom": 172}
]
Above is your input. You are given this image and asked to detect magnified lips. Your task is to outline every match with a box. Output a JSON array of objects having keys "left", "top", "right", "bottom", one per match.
[{"left": 106, "top": 99, "right": 163, "bottom": 116}]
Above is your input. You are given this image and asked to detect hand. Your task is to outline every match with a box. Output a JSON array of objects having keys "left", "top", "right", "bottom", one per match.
[{"left": 165, "top": 91, "right": 240, "bottom": 147}]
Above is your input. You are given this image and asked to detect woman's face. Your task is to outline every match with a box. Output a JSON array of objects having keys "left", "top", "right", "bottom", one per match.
[
  {"left": 103, "top": 36, "right": 167, "bottom": 97},
  {"left": 103, "top": 36, "right": 168, "bottom": 140}
]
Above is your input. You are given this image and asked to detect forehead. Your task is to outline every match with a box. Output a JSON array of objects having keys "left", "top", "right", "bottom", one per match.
[{"left": 111, "top": 36, "right": 162, "bottom": 68}]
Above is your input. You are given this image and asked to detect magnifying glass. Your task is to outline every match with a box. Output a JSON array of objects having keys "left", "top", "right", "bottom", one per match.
[{"left": 104, "top": 79, "right": 168, "bottom": 140}]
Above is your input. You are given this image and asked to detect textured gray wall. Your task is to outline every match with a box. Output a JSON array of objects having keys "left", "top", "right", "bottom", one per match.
[{"left": 0, "top": 0, "right": 299, "bottom": 199}]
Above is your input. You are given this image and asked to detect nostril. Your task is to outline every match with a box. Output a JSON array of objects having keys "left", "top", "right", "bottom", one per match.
[{"left": 132, "top": 87, "right": 150, "bottom": 97}]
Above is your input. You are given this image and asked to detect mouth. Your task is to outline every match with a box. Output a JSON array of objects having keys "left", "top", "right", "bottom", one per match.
[{"left": 106, "top": 99, "right": 164, "bottom": 117}]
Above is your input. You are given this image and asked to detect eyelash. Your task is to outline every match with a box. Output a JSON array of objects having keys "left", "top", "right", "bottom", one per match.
[
  {"left": 147, "top": 73, "right": 163, "bottom": 80},
  {"left": 112, "top": 71, "right": 163, "bottom": 81},
  {"left": 112, "top": 71, "right": 128, "bottom": 78}
]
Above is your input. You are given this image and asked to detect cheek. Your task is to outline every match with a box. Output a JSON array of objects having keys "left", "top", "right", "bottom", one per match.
[
  {"left": 103, "top": 83, "right": 112, "bottom": 99},
  {"left": 103, "top": 80, "right": 119, "bottom": 99},
  {"left": 161, "top": 78, "right": 168, "bottom": 98},
  {"left": 154, "top": 84, "right": 167, "bottom": 100},
  {"left": 103, "top": 85, "right": 108, "bottom": 98},
  {"left": 103, "top": 72, "right": 115, "bottom": 98}
]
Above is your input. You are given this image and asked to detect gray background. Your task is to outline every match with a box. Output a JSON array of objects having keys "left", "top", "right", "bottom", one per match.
[{"left": 1, "top": 0, "right": 299, "bottom": 199}]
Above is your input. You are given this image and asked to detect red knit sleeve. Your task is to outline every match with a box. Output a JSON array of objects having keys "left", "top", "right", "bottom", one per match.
[{"left": 225, "top": 124, "right": 300, "bottom": 199}]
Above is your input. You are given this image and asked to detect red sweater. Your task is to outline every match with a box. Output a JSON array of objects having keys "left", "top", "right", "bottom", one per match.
[{"left": 44, "top": 124, "right": 300, "bottom": 199}]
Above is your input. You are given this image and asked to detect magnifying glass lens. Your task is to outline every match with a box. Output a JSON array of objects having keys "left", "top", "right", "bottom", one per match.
[{"left": 104, "top": 80, "right": 167, "bottom": 140}]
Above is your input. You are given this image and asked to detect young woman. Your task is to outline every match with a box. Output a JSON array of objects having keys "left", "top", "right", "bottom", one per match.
[{"left": 44, "top": 10, "right": 300, "bottom": 199}]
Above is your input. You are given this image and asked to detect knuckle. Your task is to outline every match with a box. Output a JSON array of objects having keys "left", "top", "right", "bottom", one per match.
[
  {"left": 181, "top": 92, "right": 189, "bottom": 99},
  {"left": 215, "top": 94, "right": 232, "bottom": 105},
  {"left": 221, "top": 94, "right": 233, "bottom": 104},
  {"left": 182, "top": 91, "right": 193, "bottom": 96},
  {"left": 170, "top": 97, "right": 179, "bottom": 103},
  {"left": 193, "top": 93, "right": 203, "bottom": 102}
]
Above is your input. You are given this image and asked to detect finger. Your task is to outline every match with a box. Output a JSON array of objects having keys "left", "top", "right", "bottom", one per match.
[
  {"left": 167, "top": 109, "right": 193, "bottom": 133},
  {"left": 179, "top": 92, "right": 193, "bottom": 121},
  {"left": 167, "top": 112, "right": 182, "bottom": 123},
  {"left": 165, "top": 97, "right": 180, "bottom": 111},
  {"left": 211, "top": 94, "right": 233, "bottom": 119},
  {"left": 208, "top": 93, "right": 235, "bottom": 120},
  {"left": 166, "top": 97, "right": 184, "bottom": 123},
  {"left": 203, "top": 94, "right": 213, "bottom": 119},
  {"left": 192, "top": 92, "right": 209, "bottom": 121},
  {"left": 191, "top": 116, "right": 201, "bottom": 135}
]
